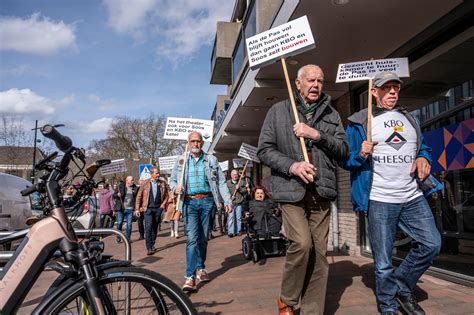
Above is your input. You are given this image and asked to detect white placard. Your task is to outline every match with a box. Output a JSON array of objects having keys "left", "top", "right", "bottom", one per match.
[
  {"left": 219, "top": 160, "right": 229, "bottom": 172},
  {"left": 158, "top": 155, "right": 179, "bottom": 172},
  {"left": 237, "top": 143, "right": 260, "bottom": 163},
  {"left": 233, "top": 158, "right": 253, "bottom": 169},
  {"left": 163, "top": 117, "right": 214, "bottom": 142},
  {"left": 100, "top": 159, "right": 127, "bottom": 176},
  {"left": 246, "top": 15, "right": 315, "bottom": 70},
  {"left": 336, "top": 58, "right": 410, "bottom": 83}
]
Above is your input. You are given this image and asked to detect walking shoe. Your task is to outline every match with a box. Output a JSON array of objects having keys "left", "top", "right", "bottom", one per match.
[
  {"left": 146, "top": 249, "right": 154, "bottom": 255},
  {"left": 396, "top": 294, "right": 425, "bottom": 315},
  {"left": 381, "top": 312, "right": 398, "bottom": 315},
  {"left": 277, "top": 297, "right": 294, "bottom": 315},
  {"left": 228, "top": 233, "right": 234, "bottom": 238},
  {"left": 170, "top": 231, "right": 175, "bottom": 237},
  {"left": 196, "top": 269, "right": 210, "bottom": 283},
  {"left": 182, "top": 277, "right": 197, "bottom": 292}
]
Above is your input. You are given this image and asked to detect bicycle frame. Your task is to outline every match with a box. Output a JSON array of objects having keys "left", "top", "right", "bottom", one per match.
[{"left": 0, "top": 207, "right": 76, "bottom": 314}]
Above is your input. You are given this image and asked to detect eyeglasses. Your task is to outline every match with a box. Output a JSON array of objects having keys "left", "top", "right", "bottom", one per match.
[{"left": 379, "top": 84, "right": 401, "bottom": 92}]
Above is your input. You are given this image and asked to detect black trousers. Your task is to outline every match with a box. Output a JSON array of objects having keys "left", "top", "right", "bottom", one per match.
[{"left": 144, "top": 207, "right": 163, "bottom": 250}]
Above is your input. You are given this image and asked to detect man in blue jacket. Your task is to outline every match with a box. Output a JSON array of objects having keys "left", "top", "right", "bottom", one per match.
[
  {"left": 170, "top": 131, "right": 232, "bottom": 292},
  {"left": 343, "top": 71, "right": 441, "bottom": 315}
]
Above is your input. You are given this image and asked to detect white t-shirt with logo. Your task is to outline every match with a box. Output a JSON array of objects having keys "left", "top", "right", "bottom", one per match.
[{"left": 369, "top": 110, "right": 422, "bottom": 203}]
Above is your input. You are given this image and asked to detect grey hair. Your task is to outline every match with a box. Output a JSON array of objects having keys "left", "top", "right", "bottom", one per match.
[{"left": 296, "top": 64, "right": 324, "bottom": 80}]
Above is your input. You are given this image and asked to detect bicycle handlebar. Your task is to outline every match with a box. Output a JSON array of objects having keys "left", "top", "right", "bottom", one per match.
[
  {"left": 21, "top": 184, "right": 39, "bottom": 196},
  {"left": 41, "top": 124, "right": 72, "bottom": 152}
]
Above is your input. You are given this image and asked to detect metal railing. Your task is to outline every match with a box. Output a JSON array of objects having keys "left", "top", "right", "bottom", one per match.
[{"left": 0, "top": 228, "right": 131, "bottom": 264}]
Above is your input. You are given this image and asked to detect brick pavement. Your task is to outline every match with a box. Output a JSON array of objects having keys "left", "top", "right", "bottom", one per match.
[{"left": 20, "top": 225, "right": 474, "bottom": 314}]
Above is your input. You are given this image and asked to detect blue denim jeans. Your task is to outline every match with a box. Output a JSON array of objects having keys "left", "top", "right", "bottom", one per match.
[
  {"left": 227, "top": 204, "right": 242, "bottom": 235},
  {"left": 144, "top": 207, "right": 163, "bottom": 250},
  {"left": 116, "top": 208, "right": 134, "bottom": 240},
  {"left": 183, "top": 196, "right": 214, "bottom": 278},
  {"left": 368, "top": 196, "right": 441, "bottom": 312}
]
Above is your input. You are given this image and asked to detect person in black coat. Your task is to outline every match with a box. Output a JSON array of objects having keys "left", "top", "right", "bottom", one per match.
[{"left": 245, "top": 185, "right": 281, "bottom": 237}]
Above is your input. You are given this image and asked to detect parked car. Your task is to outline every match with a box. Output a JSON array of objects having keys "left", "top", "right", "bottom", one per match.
[{"left": 0, "top": 173, "right": 39, "bottom": 232}]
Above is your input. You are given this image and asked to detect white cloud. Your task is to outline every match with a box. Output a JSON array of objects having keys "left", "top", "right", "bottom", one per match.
[
  {"left": 103, "top": 0, "right": 157, "bottom": 41},
  {"left": 0, "top": 12, "right": 77, "bottom": 55},
  {"left": 83, "top": 117, "right": 113, "bottom": 133},
  {"left": 0, "top": 88, "right": 56, "bottom": 115},
  {"left": 87, "top": 94, "right": 117, "bottom": 111},
  {"left": 103, "top": 0, "right": 233, "bottom": 65}
]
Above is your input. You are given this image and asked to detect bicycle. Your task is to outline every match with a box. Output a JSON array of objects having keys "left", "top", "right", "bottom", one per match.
[{"left": 0, "top": 124, "right": 196, "bottom": 314}]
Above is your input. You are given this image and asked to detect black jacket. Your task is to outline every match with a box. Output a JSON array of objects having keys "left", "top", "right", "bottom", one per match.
[
  {"left": 257, "top": 93, "right": 348, "bottom": 202},
  {"left": 118, "top": 183, "right": 139, "bottom": 209}
]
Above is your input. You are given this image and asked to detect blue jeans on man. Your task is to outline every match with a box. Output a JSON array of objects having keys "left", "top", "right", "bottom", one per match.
[
  {"left": 144, "top": 207, "right": 163, "bottom": 250},
  {"left": 368, "top": 195, "right": 441, "bottom": 313},
  {"left": 116, "top": 208, "right": 134, "bottom": 240},
  {"left": 183, "top": 196, "right": 214, "bottom": 278},
  {"left": 227, "top": 204, "right": 242, "bottom": 236}
]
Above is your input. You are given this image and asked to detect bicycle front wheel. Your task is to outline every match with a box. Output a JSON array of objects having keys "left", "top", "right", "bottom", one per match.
[{"left": 42, "top": 266, "right": 196, "bottom": 314}]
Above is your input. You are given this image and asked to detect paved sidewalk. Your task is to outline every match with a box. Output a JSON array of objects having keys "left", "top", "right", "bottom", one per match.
[{"left": 20, "top": 226, "right": 474, "bottom": 314}]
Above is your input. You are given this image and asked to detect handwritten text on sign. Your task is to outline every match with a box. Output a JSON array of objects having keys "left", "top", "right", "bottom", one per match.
[
  {"left": 336, "top": 58, "right": 409, "bottom": 83},
  {"left": 164, "top": 117, "right": 214, "bottom": 142},
  {"left": 158, "top": 155, "right": 179, "bottom": 172},
  {"left": 246, "top": 15, "right": 315, "bottom": 70},
  {"left": 100, "top": 159, "right": 127, "bottom": 176},
  {"left": 237, "top": 143, "right": 260, "bottom": 163}
]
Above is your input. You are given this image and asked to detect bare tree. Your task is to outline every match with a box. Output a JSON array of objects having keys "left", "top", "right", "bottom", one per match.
[{"left": 88, "top": 114, "right": 184, "bottom": 165}]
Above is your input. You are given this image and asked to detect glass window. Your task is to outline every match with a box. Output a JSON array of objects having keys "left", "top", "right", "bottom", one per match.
[
  {"left": 232, "top": 35, "right": 245, "bottom": 83},
  {"left": 244, "top": 2, "right": 257, "bottom": 39}
]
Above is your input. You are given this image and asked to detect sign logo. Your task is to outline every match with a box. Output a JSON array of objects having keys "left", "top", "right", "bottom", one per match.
[{"left": 385, "top": 132, "right": 406, "bottom": 151}]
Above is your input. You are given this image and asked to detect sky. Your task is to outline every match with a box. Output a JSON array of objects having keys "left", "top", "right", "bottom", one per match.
[{"left": 0, "top": 0, "right": 234, "bottom": 149}]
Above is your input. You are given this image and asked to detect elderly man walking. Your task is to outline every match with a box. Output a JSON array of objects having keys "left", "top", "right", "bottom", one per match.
[
  {"left": 258, "top": 64, "right": 348, "bottom": 315},
  {"left": 170, "top": 131, "right": 232, "bottom": 292},
  {"left": 342, "top": 71, "right": 441, "bottom": 315}
]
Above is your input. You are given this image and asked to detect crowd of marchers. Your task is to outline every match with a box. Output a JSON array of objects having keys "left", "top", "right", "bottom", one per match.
[{"left": 81, "top": 66, "right": 440, "bottom": 315}]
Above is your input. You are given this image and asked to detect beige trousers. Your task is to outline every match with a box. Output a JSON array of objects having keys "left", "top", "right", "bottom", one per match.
[{"left": 280, "top": 189, "right": 331, "bottom": 315}]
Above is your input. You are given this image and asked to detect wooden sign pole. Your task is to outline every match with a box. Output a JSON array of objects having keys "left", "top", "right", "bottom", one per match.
[
  {"left": 367, "top": 79, "right": 373, "bottom": 142},
  {"left": 232, "top": 160, "right": 249, "bottom": 200},
  {"left": 281, "top": 57, "right": 310, "bottom": 163},
  {"left": 175, "top": 143, "right": 189, "bottom": 211}
]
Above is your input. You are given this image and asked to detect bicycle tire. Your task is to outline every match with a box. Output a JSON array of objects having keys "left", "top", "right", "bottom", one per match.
[{"left": 41, "top": 266, "right": 197, "bottom": 314}]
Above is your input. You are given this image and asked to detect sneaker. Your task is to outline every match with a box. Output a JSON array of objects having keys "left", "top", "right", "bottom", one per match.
[
  {"left": 182, "top": 277, "right": 197, "bottom": 292},
  {"left": 147, "top": 249, "right": 154, "bottom": 255},
  {"left": 196, "top": 269, "right": 210, "bottom": 283},
  {"left": 170, "top": 231, "right": 175, "bottom": 237},
  {"left": 396, "top": 294, "right": 424, "bottom": 315}
]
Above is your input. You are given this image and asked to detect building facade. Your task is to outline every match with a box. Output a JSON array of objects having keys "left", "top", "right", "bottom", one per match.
[{"left": 208, "top": 0, "right": 474, "bottom": 286}]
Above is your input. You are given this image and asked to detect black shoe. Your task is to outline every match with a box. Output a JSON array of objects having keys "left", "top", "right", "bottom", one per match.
[
  {"left": 208, "top": 233, "right": 215, "bottom": 240},
  {"left": 381, "top": 312, "right": 398, "bottom": 315},
  {"left": 116, "top": 237, "right": 122, "bottom": 243},
  {"left": 228, "top": 234, "right": 234, "bottom": 238},
  {"left": 147, "top": 249, "right": 154, "bottom": 255},
  {"left": 396, "top": 294, "right": 425, "bottom": 315},
  {"left": 220, "top": 230, "right": 225, "bottom": 235}
]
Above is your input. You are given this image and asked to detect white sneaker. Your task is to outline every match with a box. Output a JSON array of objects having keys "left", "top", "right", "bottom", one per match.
[{"left": 170, "top": 231, "right": 175, "bottom": 237}]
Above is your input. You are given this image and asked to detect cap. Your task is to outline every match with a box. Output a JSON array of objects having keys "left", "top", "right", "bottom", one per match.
[{"left": 373, "top": 71, "right": 403, "bottom": 87}]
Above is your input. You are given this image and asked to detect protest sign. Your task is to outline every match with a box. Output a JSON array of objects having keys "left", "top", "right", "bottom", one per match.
[
  {"left": 246, "top": 15, "right": 315, "bottom": 70},
  {"left": 336, "top": 58, "right": 409, "bottom": 83},
  {"left": 237, "top": 143, "right": 260, "bottom": 163},
  {"left": 158, "top": 155, "right": 179, "bottom": 173},
  {"left": 233, "top": 158, "right": 253, "bottom": 169},
  {"left": 163, "top": 117, "right": 214, "bottom": 142},
  {"left": 219, "top": 160, "right": 229, "bottom": 172},
  {"left": 100, "top": 159, "right": 127, "bottom": 176}
]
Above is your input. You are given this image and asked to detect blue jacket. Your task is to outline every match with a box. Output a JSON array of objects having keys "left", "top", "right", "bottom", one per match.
[
  {"left": 342, "top": 107, "right": 441, "bottom": 212},
  {"left": 169, "top": 151, "right": 231, "bottom": 212}
]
